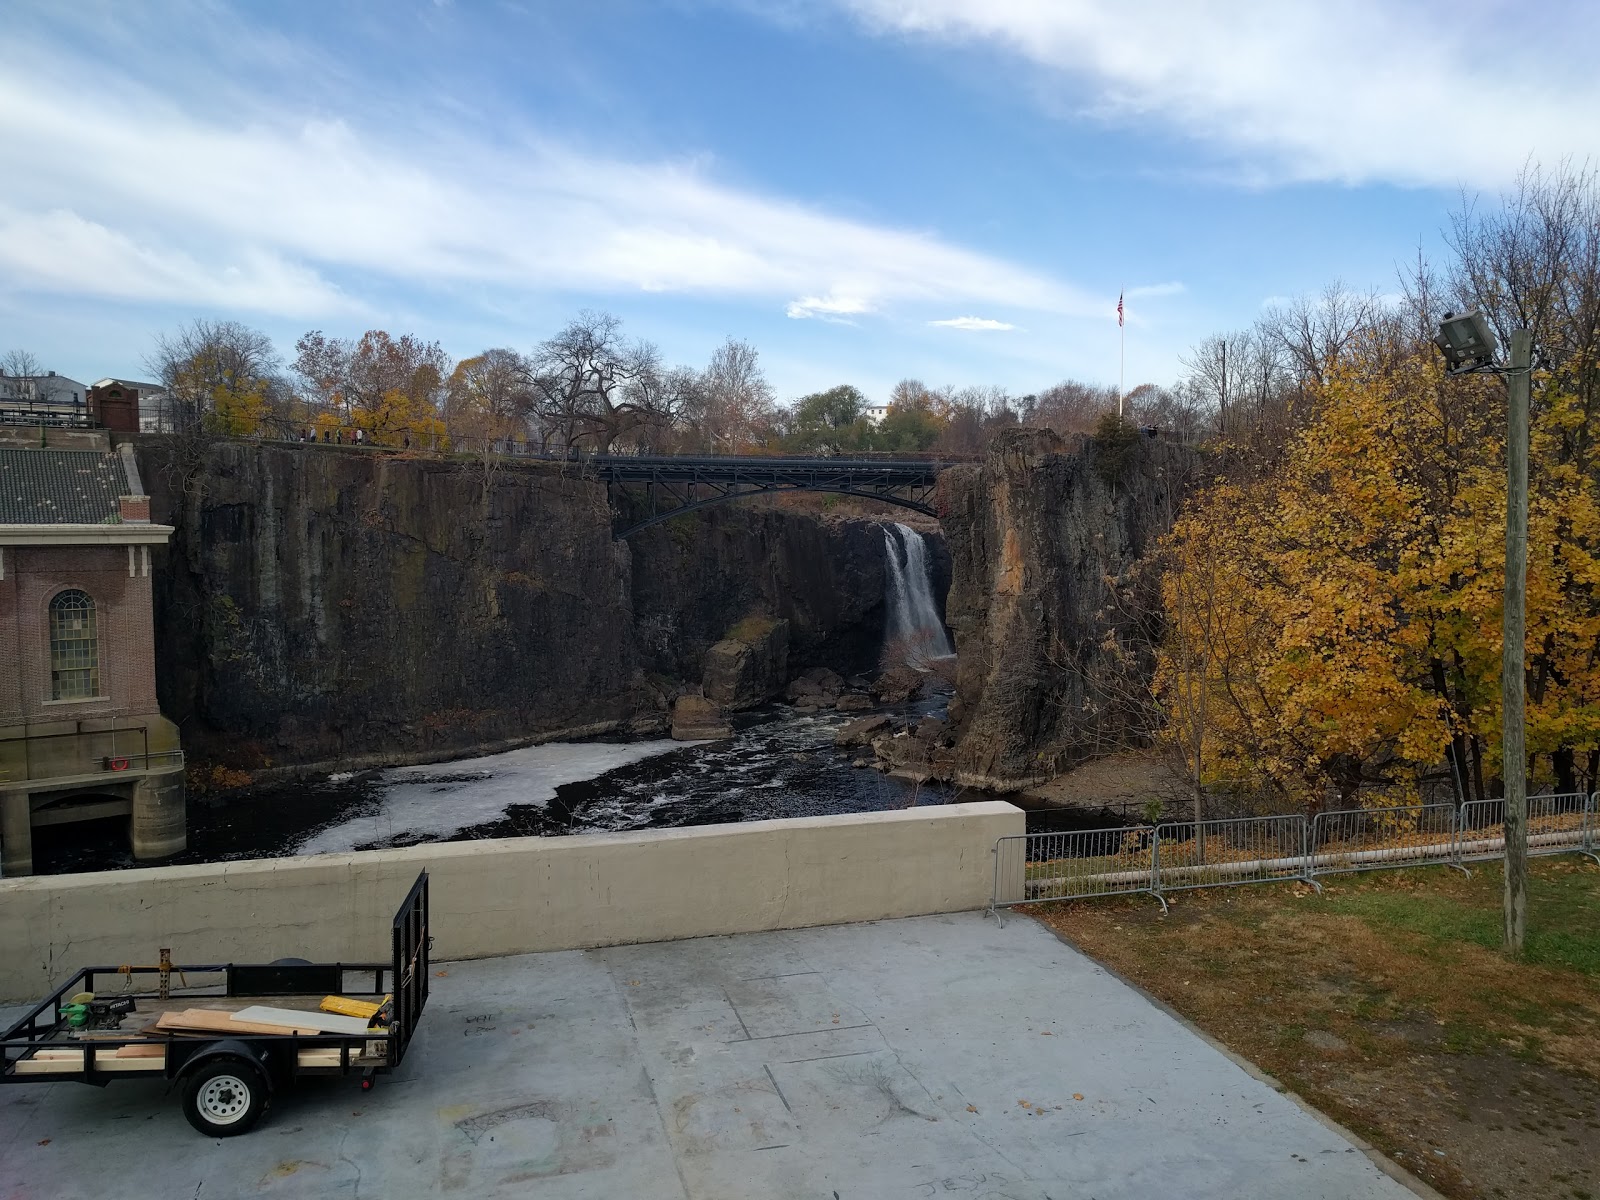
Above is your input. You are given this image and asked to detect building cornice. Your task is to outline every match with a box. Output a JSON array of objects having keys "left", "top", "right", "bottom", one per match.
[{"left": 0, "top": 523, "right": 174, "bottom": 547}]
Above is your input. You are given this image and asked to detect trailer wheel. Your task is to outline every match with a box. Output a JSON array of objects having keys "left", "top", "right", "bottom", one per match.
[{"left": 182, "top": 1059, "right": 268, "bottom": 1137}]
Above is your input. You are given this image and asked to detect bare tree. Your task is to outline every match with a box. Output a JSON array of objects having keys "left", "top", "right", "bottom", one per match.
[
  {"left": 528, "top": 311, "right": 688, "bottom": 454},
  {"left": 694, "top": 337, "right": 776, "bottom": 453},
  {"left": 0, "top": 348, "right": 44, "bottom": 382}
]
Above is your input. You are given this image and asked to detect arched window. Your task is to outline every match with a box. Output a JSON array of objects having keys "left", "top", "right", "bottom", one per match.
[{"left": 49, "top": 589, "right": 99, "bottom": 700}]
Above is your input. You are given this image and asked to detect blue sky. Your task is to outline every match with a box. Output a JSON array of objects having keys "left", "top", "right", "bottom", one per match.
[{"left": 3, "top": 0, "right": 1595, "bottom": 402}]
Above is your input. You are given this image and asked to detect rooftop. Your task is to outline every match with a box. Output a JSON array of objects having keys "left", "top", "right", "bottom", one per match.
[
  {"left": 0, "top": 446, "right": 133, "bottom": 524},
  {"left": 0, "top": 913, "right": 1422, "bottom": 1199}
]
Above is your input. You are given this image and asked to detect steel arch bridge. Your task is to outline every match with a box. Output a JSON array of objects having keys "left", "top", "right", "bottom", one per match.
[{"left": 585, "top": 454, "right": 949, "bottom": 538}]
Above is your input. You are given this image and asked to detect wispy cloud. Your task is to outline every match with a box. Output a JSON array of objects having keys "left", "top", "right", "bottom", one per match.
[
  {"left": 1127, "top": 281, "right": 1184, "bottom": 299},
  {"left": 0, "top": 21, "right": 1103, "bottom": 328},
  {"left": 929, "top": 316, "right": 1016, "bottom": 331},
  {"left": 786, "top": 293, "right": 874, "bottom": 322},
  {"left": 832, "top": 0, "right": 1600, "bottom": 188}
]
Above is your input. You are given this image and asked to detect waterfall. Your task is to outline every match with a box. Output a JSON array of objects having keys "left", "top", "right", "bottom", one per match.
[{"left": 882, "top": 522, "right": 954, "bottom": 668}]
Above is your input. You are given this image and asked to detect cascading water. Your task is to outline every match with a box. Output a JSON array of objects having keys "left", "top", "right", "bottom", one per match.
[{"left": 882, "top": 522, "right": 954, "bottom": 668}]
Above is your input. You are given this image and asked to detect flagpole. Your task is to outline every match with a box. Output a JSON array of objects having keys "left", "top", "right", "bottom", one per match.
[{"left": 1118, "top": 287, "right": 1125, "bottom": 419}]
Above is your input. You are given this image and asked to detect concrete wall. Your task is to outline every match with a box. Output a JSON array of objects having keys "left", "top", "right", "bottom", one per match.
[{"left": 0, "top": 802, "right": 1022, "bottom": 1002}]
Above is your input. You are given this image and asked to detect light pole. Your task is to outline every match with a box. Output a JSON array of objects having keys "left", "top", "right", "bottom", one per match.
[{"left": 1434, "top": 311, "right": 1532, "bottom": 954}]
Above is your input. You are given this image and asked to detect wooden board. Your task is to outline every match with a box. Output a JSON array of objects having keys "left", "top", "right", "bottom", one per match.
[
  {"left": 233, "top": 1006, "right": 372, "bottom": 1036},
  {"left": 296, "top": 1048, "right": 347, "bottom": 1068},
  {"left": 155, "top": 1009, "right": 325, "bottom": 1037},
  {"left": 11, "top": 1053, "right": 164, "bottom": 1074},
  {"left": 115, "top": 1043, "right": 167, "bottom": 1059}
]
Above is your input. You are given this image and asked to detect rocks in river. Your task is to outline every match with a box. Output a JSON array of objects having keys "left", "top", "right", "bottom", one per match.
[
  {"left": 834, "top": 692, "right": 873, "bottom": 713},
  {"left": 871, "top": 666, "right": 924, "bottom": 705},
  {"left": 916, "top": 716, "right": 951, "bottom": 746},
  {"left": 703, "top": 617, "right": 790, "bottom": 710},
  {"left": 835, "top": 714, "right": 893, "bottom": 748},
  {"left": 671, "top": 695, "right": 733, "bottom": 740},
  {"left": 788, "top": 666, "right": 856, "bottom": 711}
]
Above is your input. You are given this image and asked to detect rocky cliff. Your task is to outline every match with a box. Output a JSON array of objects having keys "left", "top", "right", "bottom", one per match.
[
  {"left": 137, "top": 441, "right": 932, "bottom": 772},
  {"left": 936, "top": 427, "right": 1195, "bottom": 790}
]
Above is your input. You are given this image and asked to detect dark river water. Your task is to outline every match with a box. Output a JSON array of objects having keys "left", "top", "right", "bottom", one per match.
[{"left": 30, "top": 693, "right": 994, "bottom": 875}]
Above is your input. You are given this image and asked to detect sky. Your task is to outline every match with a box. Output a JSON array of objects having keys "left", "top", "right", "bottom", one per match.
[{"left": 4, "top": 0, "right": 1598, "bottom": 403}]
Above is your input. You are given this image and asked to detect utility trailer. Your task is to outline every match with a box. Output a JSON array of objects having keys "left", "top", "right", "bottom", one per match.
[{"left": 1, "top": 870, "right": 429, "bottom": 1137}]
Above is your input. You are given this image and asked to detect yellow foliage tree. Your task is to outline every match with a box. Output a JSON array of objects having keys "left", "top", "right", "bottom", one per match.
[{"left": 1157, "top": 343, "right": 1600, "bottom": 808}]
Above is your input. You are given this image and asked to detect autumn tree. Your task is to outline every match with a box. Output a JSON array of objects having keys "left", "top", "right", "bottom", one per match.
[
  {"left": 293, "top": 329, "right": 449, "bottom": 446},
  {"left": 875, "top": 380, "right": 945, "bottom": 452},
  {"left": 446, "top": 349, "right": 534, "bottom": 447},
  {"left": 147, "top": 319, "right": 287, "bottom": 435}
]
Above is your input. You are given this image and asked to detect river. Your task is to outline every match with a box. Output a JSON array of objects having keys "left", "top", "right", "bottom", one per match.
[{"left": 30, "top": 692, "right": 962, "bottom": 875}]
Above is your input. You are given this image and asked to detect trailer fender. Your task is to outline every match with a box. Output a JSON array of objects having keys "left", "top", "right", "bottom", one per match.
[{"left": 169, "top": 1039, "right": 280, "bottom": 1091}]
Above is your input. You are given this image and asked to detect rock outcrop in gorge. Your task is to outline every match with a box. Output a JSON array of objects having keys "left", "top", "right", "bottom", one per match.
[{"left": 936, "top": 427, "right": 1197, "bottom": 790}]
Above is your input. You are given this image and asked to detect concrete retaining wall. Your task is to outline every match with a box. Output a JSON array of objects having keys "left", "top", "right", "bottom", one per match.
[{"left": 0, "top": 801, "right": 1021, "bottom": 1002}]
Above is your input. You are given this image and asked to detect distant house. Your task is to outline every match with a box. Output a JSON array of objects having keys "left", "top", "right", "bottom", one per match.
[
  {"left": 89, "top": 378, "right": 174, "bottom": 434},
  {"left": 0, "top": 435, "right": 184, "bottom": 876},
  {"left": 0, "top": 370, "right": 90, "bottom": 427},
  {"left": 862, "top": 404, "right": 891, "bottom": 425}
]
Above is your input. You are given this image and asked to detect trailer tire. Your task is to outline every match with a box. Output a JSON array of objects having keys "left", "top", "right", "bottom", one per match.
[{"left": 182, "top": 1058, "right": 268, "bottom": 1137}]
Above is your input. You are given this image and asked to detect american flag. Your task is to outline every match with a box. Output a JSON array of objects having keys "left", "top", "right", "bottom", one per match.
[{"left": 1117, "top": 292, "right": 1124, "bottom": 327}]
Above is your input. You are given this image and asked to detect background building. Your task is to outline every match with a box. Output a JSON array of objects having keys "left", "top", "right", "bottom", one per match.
[
  {"left": 0, "top": 433, "right": 184, "bottom": 875},
  {"left": 0, "top": 370, "right": 90, "bottom": 428}
]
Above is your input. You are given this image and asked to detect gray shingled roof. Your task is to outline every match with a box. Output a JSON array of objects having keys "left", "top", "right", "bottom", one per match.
[{"left": 0, "top": 448, "right": 131, "bottom": 524}]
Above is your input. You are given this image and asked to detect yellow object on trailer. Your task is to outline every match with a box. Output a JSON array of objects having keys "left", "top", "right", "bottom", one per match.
[{"left": 320, "top": 995, "right": 387, "bottom": 1020}]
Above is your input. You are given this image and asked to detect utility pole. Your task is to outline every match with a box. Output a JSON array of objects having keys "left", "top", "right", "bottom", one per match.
[
  {"left": 1502, "top": 328, "right": 1531, "bottom": 954},
  {"left": 1434, "top": 311, "right": 1531, "bottom": 955}
]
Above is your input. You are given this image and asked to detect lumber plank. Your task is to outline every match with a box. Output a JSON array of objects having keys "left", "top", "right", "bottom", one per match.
[
  {"left": 155, "top": 1009, "right": 324, "bottom": 1037},
  {"left": 234, "top": 1006, "right": 371, "bottom": 1035},
  {"left": 115, "top": 1043, "right": 167, "bottom": 1059}
]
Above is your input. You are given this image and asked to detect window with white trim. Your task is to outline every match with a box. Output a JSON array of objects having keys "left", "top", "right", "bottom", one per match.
[{"left": 49, "top": 589, "right": 99, "bottom": 699}]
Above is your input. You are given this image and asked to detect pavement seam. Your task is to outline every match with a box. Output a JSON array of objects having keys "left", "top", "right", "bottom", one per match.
[{"left": 1024, "top": 911, "right": 1451, "bottom": 1200}]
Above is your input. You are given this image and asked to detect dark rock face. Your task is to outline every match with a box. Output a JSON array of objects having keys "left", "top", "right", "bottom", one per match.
[
  {"left": 936, "top": 427, "right": 1196, "bottom": 790},
  {"left": 627, "top": 507, "right": 943, "bottom": 683},
  {"left": 140, "top": 441, "right": 636, "bottom": 769},
  {"left": 702, "top": 618, "right": 790, "bottom": 710},
  {"left": 138, "top": 442, "right": 939, "bottom": 772}
]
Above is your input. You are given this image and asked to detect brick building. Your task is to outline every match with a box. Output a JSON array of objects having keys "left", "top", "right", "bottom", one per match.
[{"left": 0, "top": 437, "right": 184, "bottom": 875}]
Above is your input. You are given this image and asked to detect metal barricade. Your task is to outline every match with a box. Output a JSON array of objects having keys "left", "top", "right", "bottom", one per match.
[
  {"left": 1588, "top": 793, "right": 1600, "bottom": 865},
  {"left": 1309, "top": 803, "right": 1465, "bottom": 879},
  {"left": 990, "top": 826, "right": 1157, "bottom": 916},
  {"left": 1458, "top": 791, "right": 1592, "bottom": 863},
  {"left": 1153, "top": 815, "right": 1318, "bottom": 894}
]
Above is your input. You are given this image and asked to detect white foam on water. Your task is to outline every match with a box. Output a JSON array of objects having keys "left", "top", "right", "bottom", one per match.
[{"left": 295, "top": 739, "right": 689, "bottom": 855}]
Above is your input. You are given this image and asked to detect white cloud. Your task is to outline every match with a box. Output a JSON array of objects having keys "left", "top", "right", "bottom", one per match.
[
  {"left": 1127, "top": 281, "right": 1184, "bottom": 299},
  {"left": 834, "top": 0, "right": 1600, "bottom": 188},
  {"left": 0, "top": 33, "right": 1101, "bottom": 325},
  {"left": 786, "top": 292, "right": 874, "bottom": 321},
  {"left": 929, "top": 316, "right": 1016, "bottom": 331},
  {"left": 0, "top": 206, "right": 356, "bottom": 317}
]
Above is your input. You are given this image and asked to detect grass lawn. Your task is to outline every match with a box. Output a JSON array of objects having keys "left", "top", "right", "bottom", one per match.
[{"left": 1031, "top": 856, "right": 1600, "bottom": 1200}]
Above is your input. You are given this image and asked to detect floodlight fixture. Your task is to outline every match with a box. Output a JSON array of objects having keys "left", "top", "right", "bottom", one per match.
[{"left": 1434, "top": 310, "right": 1499, "bottom": 373}]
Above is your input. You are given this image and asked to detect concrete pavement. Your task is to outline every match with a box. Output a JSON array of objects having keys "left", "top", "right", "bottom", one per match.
[{"left": 0, "top": 912, "right": 1420, "bottom": 1199}]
